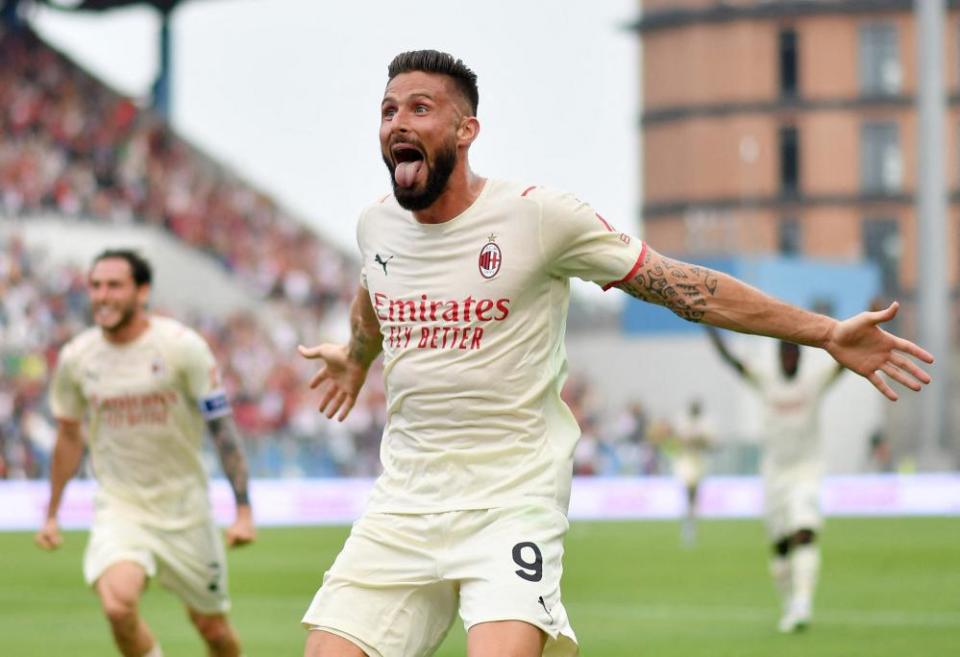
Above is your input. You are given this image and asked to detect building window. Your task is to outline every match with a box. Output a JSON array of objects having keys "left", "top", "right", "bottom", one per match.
[
  {"left": 860, "top": 23, "right": 901, "bottom": 95},
  {"left": 779, "top": 126, "right": 799, "bottom": 195},
  {"left": 862, "top": 218, "right": 901, "bottom": 293},
  {"left": 861, "top": 122, "right": 901, "bottom": 193},
  {"left": 778, "top": 217, "right": 802, "bottom": 255},
  {"left": 779, "top": 29, "right": 798, "bottom": 98}
]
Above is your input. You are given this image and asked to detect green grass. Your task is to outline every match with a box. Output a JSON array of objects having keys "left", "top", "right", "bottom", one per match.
[{"left": 2, "top": 517, "right": 958, "bottom": 656}]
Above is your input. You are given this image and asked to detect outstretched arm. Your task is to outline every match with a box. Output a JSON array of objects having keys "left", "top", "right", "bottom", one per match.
[
  {"left": 35, "top": 419, "right": 84, "bottom": 550},
  {"left": 616, "top": 246, "right": 934, "bottom": 400},
  {"left": 299, "top": 285, "right": 382, "bottom": 421},
  {"left": 208, "top": 414, "right": 254, "bottom": 547},
  {"left": 705, "top": 326, "right": 748, "bottom": 379}
]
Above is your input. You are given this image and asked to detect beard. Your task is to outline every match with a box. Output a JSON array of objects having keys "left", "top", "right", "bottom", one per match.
[
  {"left": 94, "top": 301, "right": 138, "bottom": 334},
  {"left": 383, "top": 138, "right": 458, "bottom": 211}
]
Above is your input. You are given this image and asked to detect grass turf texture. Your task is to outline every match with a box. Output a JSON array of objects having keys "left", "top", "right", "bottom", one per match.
[{"left": 1, "top": 517, "right": 957, "bottom": 656}]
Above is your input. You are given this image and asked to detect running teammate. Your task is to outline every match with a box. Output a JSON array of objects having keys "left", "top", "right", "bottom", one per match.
[
  {"left": 708, "top": 327, "right": 842, "bottom": 632},
  {"left": 297, "top": 50, "right": 933, "bottom": 657},
  {"left": 35, "top": 249, "right": 254, "bottom": 657},
  {"left": 669, "top": 399, "right": 714, "bottom": 547}
]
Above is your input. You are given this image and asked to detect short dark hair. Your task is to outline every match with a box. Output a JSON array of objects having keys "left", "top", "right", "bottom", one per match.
[
  {"left": 92, "top": 249, "right": 153, "bottom": 287},
  {"left": 388, "top": 50, "right": 479, "bottom": 116}
]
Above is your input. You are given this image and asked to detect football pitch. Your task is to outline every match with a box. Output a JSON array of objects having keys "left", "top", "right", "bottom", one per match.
[{"left": 2, "top": 517, "right": 957, "bottom": 656}]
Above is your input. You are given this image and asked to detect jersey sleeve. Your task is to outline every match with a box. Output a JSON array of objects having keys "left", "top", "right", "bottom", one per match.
[
  {"left": 177, "top": 329, "right": 231, "bottom": 419},
  {"left": 48, "top": 344, "right": 86, "bottom": 421},
  {"left": 536, "top": 188, "right": 646, "bottom": 288}
]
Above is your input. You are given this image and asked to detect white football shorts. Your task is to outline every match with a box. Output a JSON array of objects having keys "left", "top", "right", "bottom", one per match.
[
  {"left": 84, "top": 508, "right": 230, "bottom": 614},
  {"left": 763, "top": 467, "right": 822, "bottom": 541},
  {"left": 302, "top": 504, "right": 578, "bottom": 657}
]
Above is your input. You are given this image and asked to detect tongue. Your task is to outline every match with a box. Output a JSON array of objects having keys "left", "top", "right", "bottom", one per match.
[{"left": 394, "top": 161, "right": 423, "bottom": 188}]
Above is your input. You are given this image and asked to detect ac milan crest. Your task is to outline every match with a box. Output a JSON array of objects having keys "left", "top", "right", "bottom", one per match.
[{"left": 478, "top": 235, "right": 502, "bottom": 279}]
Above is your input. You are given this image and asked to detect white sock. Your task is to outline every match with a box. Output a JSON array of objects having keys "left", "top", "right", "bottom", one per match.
[
  {"left": 142, "top": 643, "right": 163, "bottom": 657},
  {"left": 769, "top": 557, "right": 792, "bottom": 611},
  {"left": 790, "top": 544, "right": 820, "bottom": 614}
]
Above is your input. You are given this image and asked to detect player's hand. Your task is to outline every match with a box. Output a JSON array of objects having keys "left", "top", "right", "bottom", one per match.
[
  {"left": 35, "top": 517, "right": 63, "bottom": 550},
  {"left": 826, "top": 301, "right": 934, "bottom": 401},
  {"left": 225, "top": 505, "right": 255, "bottom": 548},
  {"left": 298, "top": 343, "right": 367, "bottom": 421}
]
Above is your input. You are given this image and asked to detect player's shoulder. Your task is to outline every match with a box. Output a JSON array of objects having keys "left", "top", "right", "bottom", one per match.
[
  {"left": 508, "top": 182, "right": 578, "bottom": 207},
  {"left": 360, "top": 191, "right": 403, "bottom": 220},
  {"left": 57, "top": 325, "right": 102, "bottom": 363},
  {"left": 150, "top": 315, "right": 208, "bottom": 350},
  {"left": 356, "top": 192, "right": 404, "bottom": 241},
  {"left": 513, "top": 183, "right": 606, "bottom": 228}
]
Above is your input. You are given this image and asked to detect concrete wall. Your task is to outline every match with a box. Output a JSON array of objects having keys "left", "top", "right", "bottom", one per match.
[
  {"left": 2, "top": 216, "right": 262, "bottom": 318},
  {"left": 566, "top": 331, "right": 885, "bottom": 474}
]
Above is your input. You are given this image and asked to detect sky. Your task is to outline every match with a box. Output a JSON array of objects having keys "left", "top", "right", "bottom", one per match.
[{"left": 29, "top": 0, "right": 641, "bottom": 258}]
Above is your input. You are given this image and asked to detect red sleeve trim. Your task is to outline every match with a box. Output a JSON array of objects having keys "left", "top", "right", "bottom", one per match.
[
  {"left": 521, "top": 185, "right": 537, "bottom": 197},
  {"left": 601, "top": 242, "right": 647, "bottom": 291},
  {"left": 595, "top": 212, "right": 614, "bottom": 232}
]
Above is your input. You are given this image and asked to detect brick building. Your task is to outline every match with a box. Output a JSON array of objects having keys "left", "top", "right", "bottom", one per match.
[{"left": 634, "top": 0, "right": 960, "bottom": 300}]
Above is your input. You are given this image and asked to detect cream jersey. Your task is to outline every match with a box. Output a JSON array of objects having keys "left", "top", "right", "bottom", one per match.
[
  {"left": 745, "top": 353, "right": 840, "bottom": 478},
  {"left": 50, "top": 316, "right": 228, "bottom": 529},
  {"left": 358, "top": 179, "right": 645, "bottom": 514},
  {"left": 672, "top": 413, "right": 712, "bottom": 472}
]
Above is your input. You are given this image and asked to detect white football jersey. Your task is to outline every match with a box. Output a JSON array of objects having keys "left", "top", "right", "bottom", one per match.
[
  {"left": 358, "top": 179, "right": 645, "bottom": 513},
  {"left": 50, "top": 316, "right": 225, "bottom": 529},
  {"left": 746, "top": 352, "right": 840, "bottom": 477}
]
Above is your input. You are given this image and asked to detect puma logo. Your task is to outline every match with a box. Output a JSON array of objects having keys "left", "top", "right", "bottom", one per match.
[
  {"left": 375, "top": 253, "right": 394, "bottom": 275},
  {"left": 538, "top": 595, "right": 554, "bottom": 623}
]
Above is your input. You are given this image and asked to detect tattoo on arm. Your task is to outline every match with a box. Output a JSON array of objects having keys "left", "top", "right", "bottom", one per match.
[
  {"left": 348, "top": 291, "right": 383, "bottom": 367},
  {"left": 348, "top": 313, "right": 382, "bottom": 367},
  {"left": 208, "top": 415, "right": 250, "bottom": 507},
  {"left": 616, "top": 250, "right": 720, "bottom": 322}
]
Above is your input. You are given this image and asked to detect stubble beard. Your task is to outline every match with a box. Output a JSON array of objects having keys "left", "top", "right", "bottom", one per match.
[{"left": 95, "top": 301, "right": 138, "bottom": 335}]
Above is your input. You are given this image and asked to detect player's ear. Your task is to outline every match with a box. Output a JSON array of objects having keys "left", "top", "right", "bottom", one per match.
[{"left": 457, "top": 116, "right": 480, "bottom": 147}]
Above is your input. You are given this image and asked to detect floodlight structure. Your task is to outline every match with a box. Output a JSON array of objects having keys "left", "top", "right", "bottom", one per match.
[
  {"left": 916, "top": 0, "right": 951, "bottom": 467},
  {"left": 11, "top": 0, "right": 215, "bottom": 119}
]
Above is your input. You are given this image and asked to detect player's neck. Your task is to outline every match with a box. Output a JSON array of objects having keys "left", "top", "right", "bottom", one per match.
[
  {"left": 102, "top": 312, "right": 150, "bottom": 345},
  {"left": 413, "top": 164, "right": 485, "bottom": 224}
]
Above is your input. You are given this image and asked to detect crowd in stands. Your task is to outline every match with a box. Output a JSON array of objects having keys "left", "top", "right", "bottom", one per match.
[
  {"left": 0, "top": 234, "right": 673, "bottom": 481},
  {"left": 0, "top": 26, "right": 351, "bottom": 311},
  {"left": 0, "top": 233, "right": 390, "bottom": 479},
  {"left": 0, "top": 24, "right": 706, "bottom": 482},
  {"left": 0, "top": 23, "right": 367, "bottom": 478}
]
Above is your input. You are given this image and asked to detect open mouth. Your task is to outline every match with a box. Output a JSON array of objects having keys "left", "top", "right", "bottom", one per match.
[
  {"left": 392, "top": 144, "right": 424, "bottom": 166},
  {"left": 392, "top": 144, "right": 425, "bottom": 188}
]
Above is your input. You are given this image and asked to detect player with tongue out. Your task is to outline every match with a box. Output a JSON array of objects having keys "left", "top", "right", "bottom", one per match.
[
  {"left": 297, "top": 50, "right": 933, "bottom": 657},
  {"left": 380, "top": 58, "right": 479, "bottom": 217}
]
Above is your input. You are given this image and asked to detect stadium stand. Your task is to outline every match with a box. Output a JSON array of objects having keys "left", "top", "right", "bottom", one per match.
[
  {"left": 0, "top": 23, "right": 398, "bottom": 478},
  {"left": 0, "top": 23, "right": 780, "bottom": 482}
]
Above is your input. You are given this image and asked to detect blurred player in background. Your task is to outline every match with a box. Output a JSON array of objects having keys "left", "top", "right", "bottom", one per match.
[
  {"left": 668, "top": 399, "right": 714, "bottom": 547},
  {"left": 297, "top": 50, "right": 933, "bottom": 657},
  {"left": 707, "top": 327, "right": 843, "bottom": 633},
  {"left": 35, "top": 250, "right": 255, "bottom": 657}
]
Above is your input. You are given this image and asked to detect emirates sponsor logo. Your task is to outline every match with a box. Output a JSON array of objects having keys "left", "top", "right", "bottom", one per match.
[
  {"left": 373, "top": 292, "right": 512, "bottom": 351},
  {"left": 478, "top": 234, "right": 502, "bottom": 279},
  {"left": 374, "top": 293, "right": 511, "bottom": 323}
]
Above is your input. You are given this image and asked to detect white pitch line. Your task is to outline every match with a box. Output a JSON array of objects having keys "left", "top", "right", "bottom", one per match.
[{"left": 568, "top": 602, "right": 960, "bottom": 628}]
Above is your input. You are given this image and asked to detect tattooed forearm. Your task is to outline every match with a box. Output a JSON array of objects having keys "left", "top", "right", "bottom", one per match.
[
  {"left": 348, "top": 291, "right": 384, "bottom": 367},
  {"left": 616, "top": 250, "right": 720, "bottom": 322},
  {"left": 208, "top": 415, "right": 250, "bottom": 507},
  {"left": 348, "top": 314, "right": 382, "bottom": 367}
]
